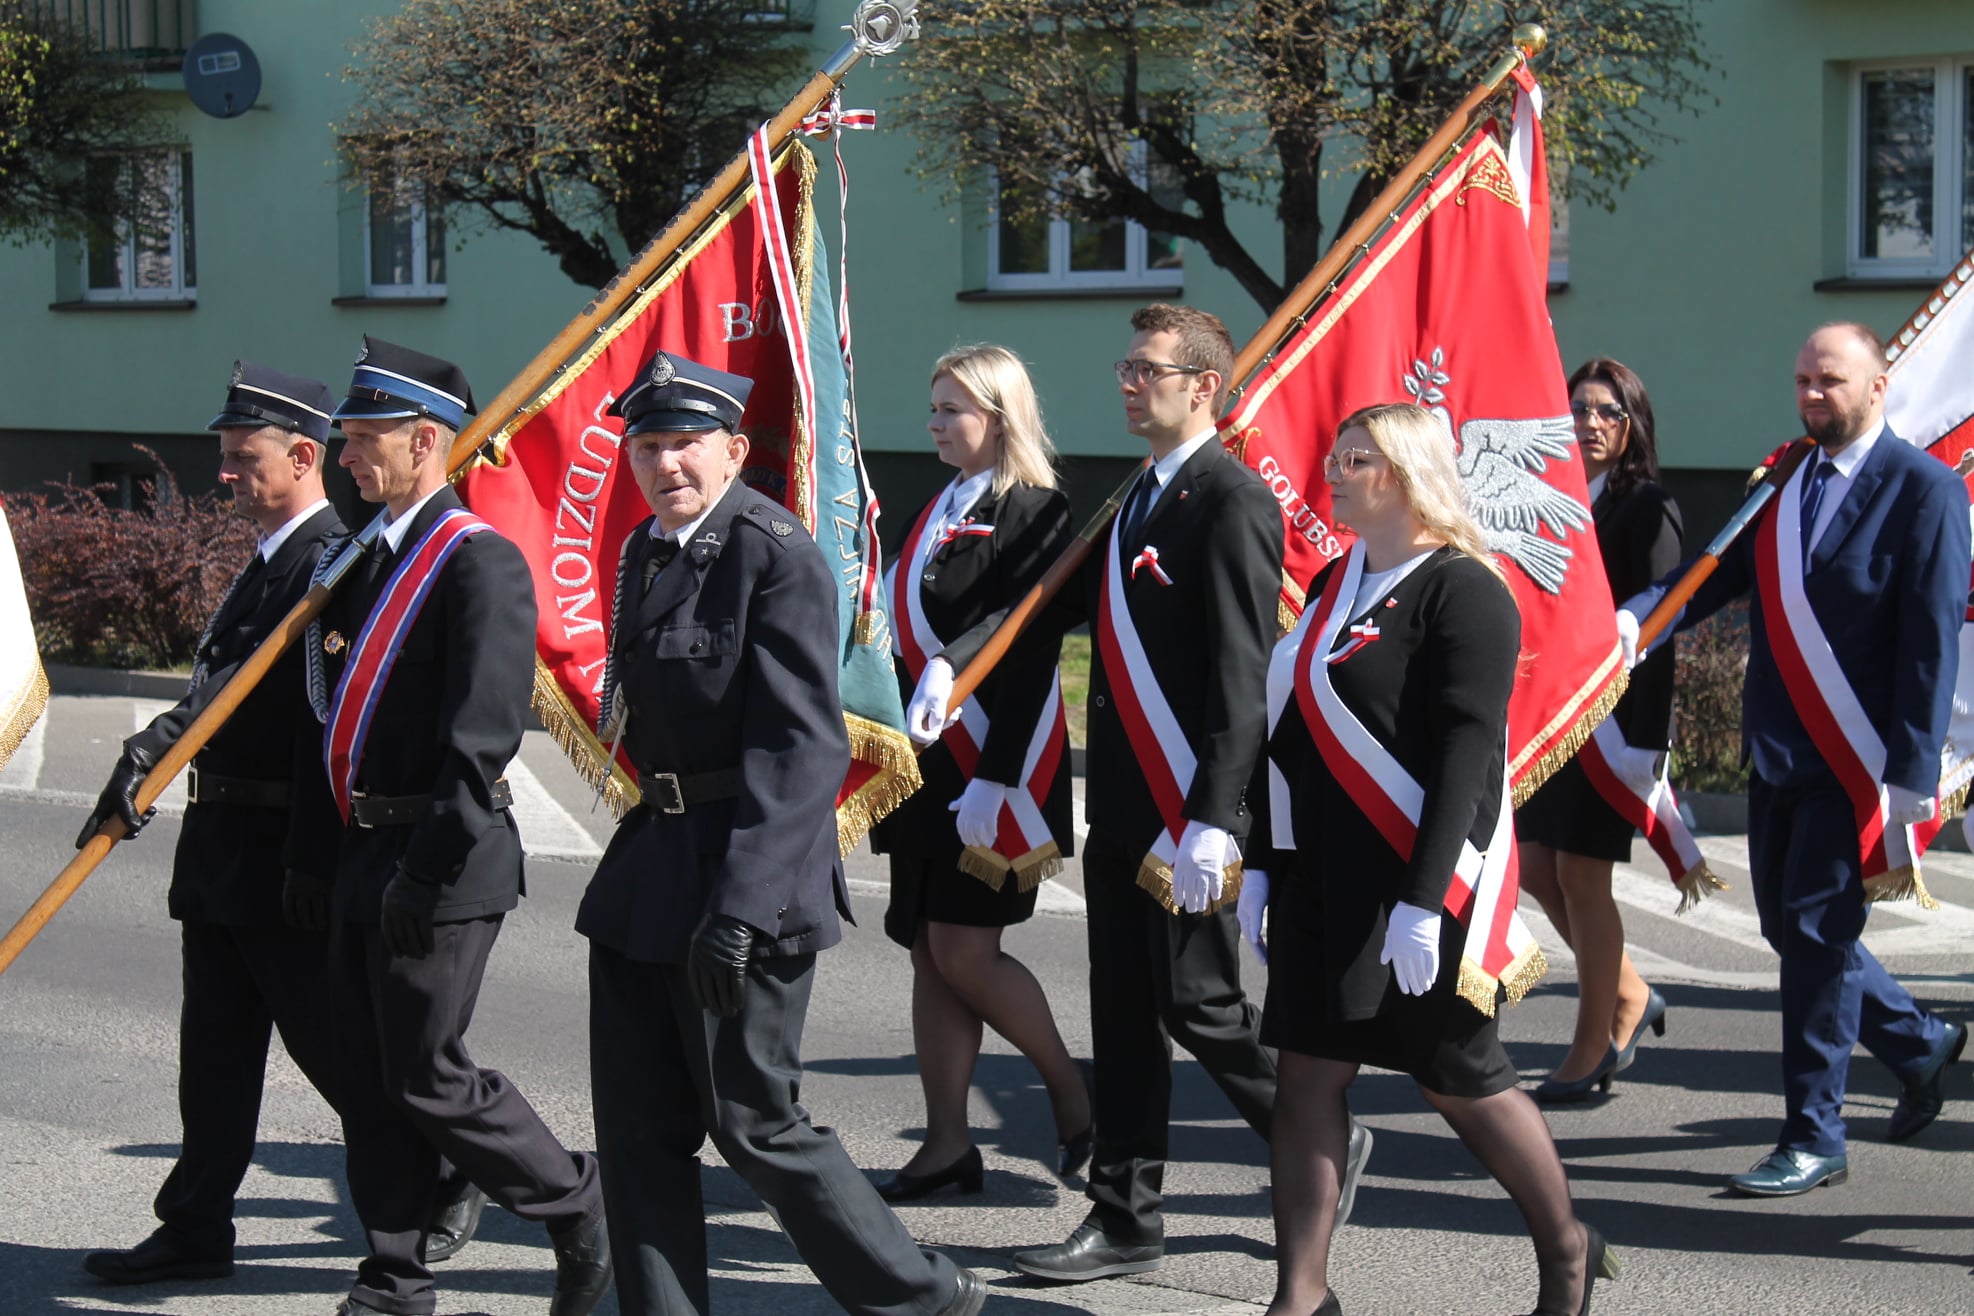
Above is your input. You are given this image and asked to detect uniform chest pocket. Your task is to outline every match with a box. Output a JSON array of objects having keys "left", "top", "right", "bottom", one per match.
[{"left": 654, "top": 620, "right": 736, "bottom": 661}]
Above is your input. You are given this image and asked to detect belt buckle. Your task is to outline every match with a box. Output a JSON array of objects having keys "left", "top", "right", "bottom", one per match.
[
  {"left": 185, "top": 764, "right": 201, "bottom": 804},
  {"left": 351, "top": 788, "right": 372, "bottom": 829},
  {"left": 648, "top": 772, "right": 685, "bottom": 815}
]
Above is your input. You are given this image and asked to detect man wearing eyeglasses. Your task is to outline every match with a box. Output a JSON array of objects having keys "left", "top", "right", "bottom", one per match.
[{"left": 909, "top": 303, "right": 1370, "bottom": 1282}]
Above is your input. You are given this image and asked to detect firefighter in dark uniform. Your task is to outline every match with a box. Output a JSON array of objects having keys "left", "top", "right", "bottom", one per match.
[
  {"left": 580, "top": 349, "right": 985, "bottom": 1316},
  {"left": 287, "top": 337, "right": 610, "bottom": 1316},
  {"left": 79, "top": 363, "right": 349, "bottom": 1286}
]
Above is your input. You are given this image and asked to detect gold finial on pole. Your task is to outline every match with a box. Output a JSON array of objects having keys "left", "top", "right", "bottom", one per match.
[{"left": 1514, "top": 23, "right": 1548, "bottom": 62}]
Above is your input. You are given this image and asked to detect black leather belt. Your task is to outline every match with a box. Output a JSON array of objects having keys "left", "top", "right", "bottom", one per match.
[
  {"left": 185, "top": 765, "right": 290, "bottom": 809},
  {"left": 637, "top": 769, "right": 741, "bottom": 815},
  {"left": 351, "top": 779, "right": 514, "bottom": 828}
]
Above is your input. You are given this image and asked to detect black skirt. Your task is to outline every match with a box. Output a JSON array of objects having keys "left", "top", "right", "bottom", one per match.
[
  {"left": 883, "top": 845, "right": 1042, "bottom": 948},
  {"left": 1514, "top": 754, "right": 1637, "bottom": 862}
]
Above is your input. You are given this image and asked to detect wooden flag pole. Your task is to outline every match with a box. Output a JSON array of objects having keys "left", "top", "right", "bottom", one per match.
[
  {"left": 0, "top": 1, "right": 923, "bottom": 978},
  {"left": 943, "top": 23, "right": 1548, "bottom": 714}
]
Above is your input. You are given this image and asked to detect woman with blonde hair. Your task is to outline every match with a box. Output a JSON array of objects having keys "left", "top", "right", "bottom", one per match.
[
  {"left": 870, "top": 345, "right": 1091, "bottom": 1197},
  {"left": 1240, "top": 402, "right": 1617, "bottom": 1314}
]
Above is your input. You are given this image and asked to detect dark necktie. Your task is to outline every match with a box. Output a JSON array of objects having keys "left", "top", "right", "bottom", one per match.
[
  {"left": 364, "top": 540, "right": 397, "bottom": 588},
  {"left": 1119, "top": 469, "right": 1158, "bottom": 548},
  {"left": 641, "top": 538, "right": 680, "bottom": 595},
  {"left": 1799, "top": 458, "right": 1835, "bottom": 564}
]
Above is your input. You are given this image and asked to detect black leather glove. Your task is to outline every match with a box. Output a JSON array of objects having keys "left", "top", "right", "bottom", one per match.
[
  {"left": 282, "top": 870, "right": 334, "bottom": 932},
  {"left": 76, "top": 745, "right": 156, "bottom": 849},
  {"left": 379, "top": 867, "right": 442, "bottom": 958},
  {"left": 687, "top": 913, "right": 760, "bottom": 1018}
]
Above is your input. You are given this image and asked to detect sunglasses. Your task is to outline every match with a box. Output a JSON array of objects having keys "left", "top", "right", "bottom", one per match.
[
  {"left": 1570, "top": 401, "right": 1628, "bottom": 424},
  {"left": 1113, "top": 359, "right": 1207, "bottom": 386}
]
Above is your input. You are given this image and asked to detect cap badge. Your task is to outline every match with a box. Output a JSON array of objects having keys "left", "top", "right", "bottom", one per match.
[
  {"left": 647, "top": 352, "right": 676, "bottom": 388},
  {"left": 229, "top": 361, "right": 245, "bottom": 388},
  {"left": 354, "top": 341, "right": 370, "bottom": 364},
  {"left": 323, "top": 631, "right": 348, "bottom": 655},
  {"left": 770, "top": 519, "right": 794, "bottom": 537}
]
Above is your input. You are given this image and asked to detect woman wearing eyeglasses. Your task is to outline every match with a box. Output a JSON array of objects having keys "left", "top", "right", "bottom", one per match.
[
  {"left": 1244, "top": 401, "right": 1617, "bottom": 1316},
  {"left": 869, "top": 344, "right": 1092, "bottom": 1199},
  {"left": 1513, "top": 358, "right": 1684, "bottom": 1102}
]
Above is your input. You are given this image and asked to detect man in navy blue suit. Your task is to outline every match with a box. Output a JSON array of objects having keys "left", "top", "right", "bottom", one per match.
[{"left": 1621, "top": 321, "right": 1970, "bottom": 1197}]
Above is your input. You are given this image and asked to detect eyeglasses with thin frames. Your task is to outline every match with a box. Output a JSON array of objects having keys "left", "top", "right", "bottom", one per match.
[
  {"left": 1570, "top": 401, "right": 1627, "bottom": 424},
  {"left": 1113, "top": 359, "right": 1207, "bottom": 386},
  {"left": 1323, "top": 448, "right": 1383, "bottom": 476}
]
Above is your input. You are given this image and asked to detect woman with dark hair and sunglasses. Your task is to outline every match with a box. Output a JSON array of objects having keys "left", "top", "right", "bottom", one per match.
[{"left": 1514, "top": 357, "right": 1684, "bottom": 1102}]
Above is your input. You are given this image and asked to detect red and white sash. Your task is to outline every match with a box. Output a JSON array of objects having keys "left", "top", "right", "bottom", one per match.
[
  {"left": 324, "top": 509, "right": 492, "bottom": 823},
  {"left": 1286, "top": 543, "right": 1543, "bottom": 1016},
  {"left": 887, "top": 492, "right": 1068, "bottom": 890},
  {"left": 1753, "top": 453, "right": 1943, "bottom": 903},
  {"left": 1577, "top": 721, "right": 1726, "bottom": 912},
  {"left": 1093, "top": 504, "right": 1242, "bottom": 913}
]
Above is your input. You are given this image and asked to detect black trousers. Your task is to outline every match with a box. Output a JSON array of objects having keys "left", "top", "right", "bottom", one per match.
[
  {"left": 1081, "top": 827, "right": 1277, "bottom": 1242},
  {"left": 333, "top": 916, "right": 602, "bottom": 1316},
  {"left": 153, "top": 922, "right": 339, "bottom": 1254},
  {"left": 589, "top": 943, "right": 958, "bottom": 1316}
]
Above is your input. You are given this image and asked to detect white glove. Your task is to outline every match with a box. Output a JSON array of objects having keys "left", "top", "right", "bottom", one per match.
[
  {"left": 1170, "top": 819, "right": 1234, "bottom": 914},
  {"left": 1380, "top": 901, "right": 1442, "bottom": 996},
  {"left": 906, "top": 658, "right": 957, "bottom": 747},
  {"left": 950, "top": 778, "right": 1007, "bottom": 849},
  {"left": 1611, "top": 742, "right": 1664, "bottom": 796},
  {"left": 1887, "top": 784, "right": 1937, "bottom": 827},
  {"left": 1236, "top": 868, "right": 1270, "bottom": 964},
  {"left": 1615, "top": 609, "right": 1640, "bottom": 672}
]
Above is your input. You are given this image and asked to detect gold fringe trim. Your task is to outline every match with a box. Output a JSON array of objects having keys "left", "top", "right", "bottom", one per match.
[
  {"left": 1937, "top": 760, "right": 1972, "bottom": 822},
  {"left": 1865, "top": 863, "right": 1940, "bottom": 911},
  {"left": 836, "top": 713, "right": 922, "bottom": 857},
  {"left": 530, "top": 658, "right": 639, "bottom": 818},
  {"left": 789, "top": 146, "right": 821, "bottom": 532},
  {"left": 956, "top": 840, "right": 1063, "bottom": 892},
  {"left": 1455, "top": 941, "right": 1550, "bottom": 1020},
  {"left": 1134, "top": 855, "right": 1244, "bottom": 916},
  {"left": 0, "top": 659, "right": 49, "bottom": 774},
  {"left": 1011, "top": 842, "right": 1062, "bottom": 892},
  {"left": 1511, "top": 659, "right": 1628, "bottom": 806},
  {"left": 957, "top": 845, "right": 1010, "bottom": 891},
  {"left": 1673, "top": 860, "right": 1729, "bottom": 915}
]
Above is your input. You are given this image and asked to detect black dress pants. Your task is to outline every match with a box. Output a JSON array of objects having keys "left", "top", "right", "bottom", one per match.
[
  {"left": 332, "top": 915, "right": 601, "bottom": 1316},
  {"left": 153, "top": 922, "right": 339, "bottom": 1254},
  {"left": 1081, "top": 827, "right": 1277, "bottom": 1243},
  {"left": 589, "top": 943, "right": 958, "bottom": 1316}
]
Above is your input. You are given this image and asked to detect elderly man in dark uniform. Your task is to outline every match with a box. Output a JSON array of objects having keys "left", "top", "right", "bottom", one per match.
[
  {"left": 288, "top": 337, "right": 609, "bottom": 1316},
  {"left": 78, "top": 363, "right": 348, "bottom": 1286},
  {"left": 581, "top": 349, "right": 984, "bottom": 1316}
]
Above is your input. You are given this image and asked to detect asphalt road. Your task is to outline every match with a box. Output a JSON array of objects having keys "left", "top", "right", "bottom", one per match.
[{"left": 2, "top": 695, "right": 1971, "bottom": 1315}]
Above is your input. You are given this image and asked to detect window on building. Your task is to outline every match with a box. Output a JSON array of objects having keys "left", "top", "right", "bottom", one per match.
[
  {"left": 366, "top": 169, "right": 447, "bottom": 297},
  {"left": 987, "top": 145, "right": 1184, "bottom": 292},
  {"left": 1850, "top": 58, "right": 1974, "bottom": 279},
  {"left": 83, "top": 150, "right": 196, "bottom": 301}
]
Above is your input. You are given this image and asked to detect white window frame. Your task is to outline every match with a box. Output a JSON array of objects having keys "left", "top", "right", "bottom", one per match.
[
  {"left": 985, "top": 146, "right": 1183, "bottom": 293},
  {"left": 82, "top": 150, "right": 195, "bottom": 302},
  {"left": 364, "top": 177, "right": 446, "bottom": 298},
  {"left": 1848, "top": 55, "right": 1974, "bottom": 280}
]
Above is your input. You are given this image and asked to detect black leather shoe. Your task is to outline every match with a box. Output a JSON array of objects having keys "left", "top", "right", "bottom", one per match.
[
  {"left": 1336, "top": 1114, "right": 1373, "bottom": 1231},
  {"left": 549, "top": 1212, "right": 613, "bottom": 1316},
  {"left": 1727, "top": 1148, "right": 1848, "bottom": 1197},
  {"left": 82, "top": 1231, "right": 233, "bottom": 1284},
  {"left": 334, "top": 1300, "right": 385, "bottom": 1315},
  {"left": 421, "top": 1182, "right": 486, "bottom": 1263},
  {"left": 1012, "top": 1222, "right": 1163, "bottom": 1282},
  {"left": 1314, "top": 1292, "right": 1343, "bottom": 1316},
  {"left": 1613, "top": 988, "right": 1668, "bottom": 1074},
  {"left": 1889, "top": 1019, "right": 1966, "bottom": 1142},
  {"left": 1532, "top": 1044, "right": 1620, "bottom": 1105},
  {"left": 1055, "top": 1124, "right": 1094, "bottom": 1184},
  {"left": 939, "top": 1266, "right": 988, "bottom": 1316},
  {"left": 877, "top": 1144, "right": 984, "bottom": 1201}
]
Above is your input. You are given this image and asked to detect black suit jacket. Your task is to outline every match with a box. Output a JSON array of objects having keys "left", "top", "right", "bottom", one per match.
[
  {"left": 942, "top": 440, "right": 1284, "bottom": 853},
  {"left": 577, "top": 479, "right": 852, "bottom": 964},
  {"left": 127, "top": 503, "right": 346, "bottom": 927},
  {"left": 870, "top": 481, "right": 1076, "bottom": 858},
  {"left": 1592, "top": 480, "right": 1683, "bottom": 749},
  {"left": 288, "top": 486, "right": 536, "bottom": 925}
]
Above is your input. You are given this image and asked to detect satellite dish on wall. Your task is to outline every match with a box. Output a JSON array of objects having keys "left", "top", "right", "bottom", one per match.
[{"left": 183, "top": 34, "right": 261, "bottom": 119}]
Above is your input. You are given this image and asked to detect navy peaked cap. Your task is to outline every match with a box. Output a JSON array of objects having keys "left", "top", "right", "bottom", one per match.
[
  {"left": 608, "top": 350, "right": 752, "bottom": 435},
  {"left": 331, "top": 335, "right": 476, "bottom": 430},
  {"left": 208, "top": 361, "right": 336, "bottom": 442}
]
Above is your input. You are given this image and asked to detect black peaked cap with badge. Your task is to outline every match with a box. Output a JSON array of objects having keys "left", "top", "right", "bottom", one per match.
[
  {"left": 331, "top": 335, "right": 476, "bottom": 431},
  {"left": 208, "top": 361, "right": 337, "bottom": 444},
  {"left": 608, "top": 349, "right": 753, "bottom": 435}
]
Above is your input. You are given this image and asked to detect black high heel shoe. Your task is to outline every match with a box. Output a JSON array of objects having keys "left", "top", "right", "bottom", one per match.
[
  {"left": 876, "top": 1144, "right": 984, "bottom": 1201},
  {"left": 1054, "top": 1059, "right": 1096, "bottom": 1182},
  {"left": 1531, "top": 1044, "right": 1619, "bottom": 1105},
  {"left": 1525, "top": 1222, "right": 1621, "bottom": 1316},
  {"left": 1613, "top": 987, "right": 1668, "bottom": 1074}
]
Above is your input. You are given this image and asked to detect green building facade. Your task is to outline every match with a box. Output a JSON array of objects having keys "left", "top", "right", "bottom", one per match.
[{"left": 3, "top": 0, "right": 1971, "bottom": 536}]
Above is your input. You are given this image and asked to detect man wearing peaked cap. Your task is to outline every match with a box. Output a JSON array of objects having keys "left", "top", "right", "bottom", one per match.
[
  {"left": 80, "top": 361, "right": 352, "bottom": 1287},
  {"left": 289, "top": 337, "right": 611, "bottom": 1316},
  {"left": 581, "top": 348, "right": 985, "bottom": 1316}
]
